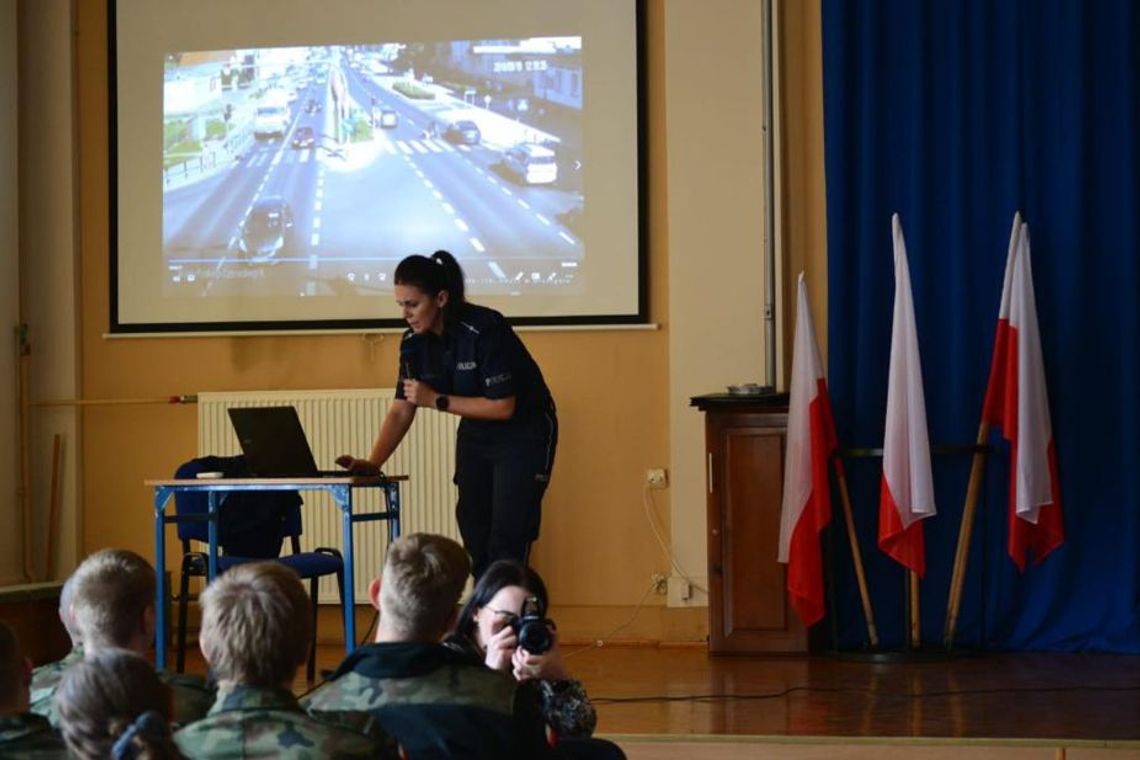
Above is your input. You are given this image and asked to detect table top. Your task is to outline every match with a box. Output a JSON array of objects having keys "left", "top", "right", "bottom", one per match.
[{"left": 145, "top": 474, "right": 407, "bottom": 487}]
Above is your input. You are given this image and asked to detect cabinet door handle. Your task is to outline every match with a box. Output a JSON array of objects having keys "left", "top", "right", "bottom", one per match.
[{"left": 707, "top": 452, "right": 714, "bottom": 494}]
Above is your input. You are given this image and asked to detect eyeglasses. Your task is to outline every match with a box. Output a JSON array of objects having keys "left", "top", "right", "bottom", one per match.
[{"left": 484, "top": 606, "right": 520, "bottom": 624}]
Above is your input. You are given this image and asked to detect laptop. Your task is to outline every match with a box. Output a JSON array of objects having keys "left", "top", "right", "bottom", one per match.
[{"left": 227, "top": 406, "right": 350, "bottom": 478}]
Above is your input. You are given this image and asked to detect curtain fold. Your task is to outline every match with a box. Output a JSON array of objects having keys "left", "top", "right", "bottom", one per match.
[{"left": 821, "top": 0, "right": 1140, "bottom": 651}]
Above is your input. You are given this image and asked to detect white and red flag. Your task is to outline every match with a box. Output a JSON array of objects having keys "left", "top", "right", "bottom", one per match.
[
  {"left": 982, "top": 214, "right": 1064, "bottom": 570},
  {"left": 878, "top": 214, "right": 937, "bottom": 576},
  {"left": 778, "top": 273, "right": 839, "bottom": 627}
]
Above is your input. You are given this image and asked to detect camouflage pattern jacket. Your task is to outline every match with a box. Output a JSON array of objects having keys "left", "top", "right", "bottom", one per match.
[
  {"left": 28, "top": 646, "right": 214, "bottom": 729},
  {"left": 302, "top": 641, "right": 558, "bottom": 759},
  {"left": 163, "top": 670, "right": 217, "bottom": 728},
  {"left": 175, "top": 684, "right": 398, "bottom": 759},
  {"left": 27, "top": 644, "right": 83, "bottom": 720},
  {"left": 443, "top": 633, "right": 598, "bottom": 738},
  {"left": 0, "top": 712, "right": 68, "bottom": 758}
]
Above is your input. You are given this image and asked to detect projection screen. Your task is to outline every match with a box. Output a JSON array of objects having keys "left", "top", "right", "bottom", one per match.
[{"left": 109, "top": 0, "right": 645, "bottom": 333}]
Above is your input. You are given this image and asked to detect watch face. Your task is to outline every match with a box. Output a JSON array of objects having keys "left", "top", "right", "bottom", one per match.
[{"left": 436, "top": 394, "right": 450, "bottom": 412}]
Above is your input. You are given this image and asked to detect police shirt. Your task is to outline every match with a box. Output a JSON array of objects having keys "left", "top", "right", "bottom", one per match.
[{"left": 394, "top": 302, "right": 554, "bottom": 432}]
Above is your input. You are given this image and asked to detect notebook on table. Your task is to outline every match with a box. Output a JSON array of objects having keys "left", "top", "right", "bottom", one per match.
[{"left": 227, "top": 406, "right": 357, "bottom": 478}]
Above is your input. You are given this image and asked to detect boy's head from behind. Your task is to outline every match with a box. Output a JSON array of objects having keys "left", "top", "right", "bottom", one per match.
[
  {"left": 198, "top": 562, "right": 311, "bottom": 688},
  {"left": 374, "top": 533, "right": 470, "bottom": 642},
  {"left": 71, "top": 549, "right": 156, "bottom": 654}
]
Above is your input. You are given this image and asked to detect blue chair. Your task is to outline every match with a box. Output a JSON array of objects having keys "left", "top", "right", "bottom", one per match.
[{"left": 172, "top": 457, "right": 346, "bottom": 682}]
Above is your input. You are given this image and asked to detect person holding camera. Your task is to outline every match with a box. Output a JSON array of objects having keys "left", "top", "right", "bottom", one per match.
[{"left": 445, "top": 560, "right": 598, "bottom": 739}]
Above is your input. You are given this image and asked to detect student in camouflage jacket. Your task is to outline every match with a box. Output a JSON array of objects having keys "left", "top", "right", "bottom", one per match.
[
  {"left": 28, "top": 571, "right": 83, "bottom": 719},
  {"left": 27, "top": 643, "right": 81, "bottom": 720},
  {"left": 175, "top": 562, "right": 398, "bottom": 759},
  {"left": 36, "top": 548, "right": 215, "bottom": 728},
  {"left": 0, "top": 620, "right": 67, "bottom": 759},
  {"left": 303, "top": 533, "right": 559, "bottom": 759}
]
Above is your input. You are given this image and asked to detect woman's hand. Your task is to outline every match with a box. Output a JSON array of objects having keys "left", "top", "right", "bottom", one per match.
[
  {"left": 511, "top": 634, "right": 569, "bottom": 682},
  {"left": 335, "top": 455, "right": 380, "bottom": 476},
  {"left": 482, "top": 624, "right": 518, "bottom": 673},
  {"left": 402, "top": 379, "right": 438, "bottom": 409}
]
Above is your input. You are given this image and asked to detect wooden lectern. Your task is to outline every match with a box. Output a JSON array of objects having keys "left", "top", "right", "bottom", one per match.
[{"left": 691, "top": 392, "right": 808, "bottom": 654}]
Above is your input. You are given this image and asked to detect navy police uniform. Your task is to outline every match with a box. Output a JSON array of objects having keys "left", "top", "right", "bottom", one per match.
[{"left": 396, "top": 302, "right": 557, "bottom": 579}]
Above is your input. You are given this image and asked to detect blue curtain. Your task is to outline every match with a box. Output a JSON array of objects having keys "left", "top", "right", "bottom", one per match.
[{"left": 821, "top": 0, "right": 1140, "bottom": 651}]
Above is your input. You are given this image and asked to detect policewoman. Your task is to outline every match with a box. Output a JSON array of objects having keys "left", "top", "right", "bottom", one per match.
[{"left": 339, "top": 250, "right": 557, "bottom": 580}]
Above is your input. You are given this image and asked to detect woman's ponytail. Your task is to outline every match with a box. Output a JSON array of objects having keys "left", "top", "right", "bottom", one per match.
[{"left": 429, "top": 249, "right": 466, "bottom": 309}]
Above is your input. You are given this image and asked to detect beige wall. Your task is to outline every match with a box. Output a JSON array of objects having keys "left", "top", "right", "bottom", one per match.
[
  {"left": 11, "top": 0, "right": 81, "bottom": 585},
  {"left": 777, "top": 0, "right": 829, "bottom": 368},
  {"left": 13, "top": 0, "right": 828, "bottom": 643},
  {"left": 664, "top": 0, "right": 772, "bottom": 608}
]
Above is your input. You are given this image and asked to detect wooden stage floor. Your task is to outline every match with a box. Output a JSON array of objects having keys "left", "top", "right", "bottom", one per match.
[{"left": 241, "top": 644, "right": 1140, "bottom": 742}]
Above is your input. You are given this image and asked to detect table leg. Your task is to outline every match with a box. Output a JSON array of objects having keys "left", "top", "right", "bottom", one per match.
[
  {"left": 336, "top": 486, "right": 356, "bottom": 654},
  {"left": 385, "top": 480, "right": 401, "bottom": 542},
  {"left": 207, "top": 491, "right": 219, "bottom": 581},
  {"left": 154, "top": 487, "right": 171, "bottom": 671}
]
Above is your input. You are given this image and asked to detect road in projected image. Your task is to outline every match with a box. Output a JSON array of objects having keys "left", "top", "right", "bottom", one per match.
[{"left": 162, "top": 41, "right": 585, "bottom": 300}]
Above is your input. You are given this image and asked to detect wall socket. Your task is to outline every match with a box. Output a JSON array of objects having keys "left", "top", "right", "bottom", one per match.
[
  {"left": 646, "top": 468, "right": 668, "bottom": 489},
  {"left": 651, "top": 572, "right": 668, "bottom": 594}
]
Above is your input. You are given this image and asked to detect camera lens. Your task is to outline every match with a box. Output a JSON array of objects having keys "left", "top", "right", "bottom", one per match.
[{"left": 517, "top": 617, "right": 553, "bottom": 654}]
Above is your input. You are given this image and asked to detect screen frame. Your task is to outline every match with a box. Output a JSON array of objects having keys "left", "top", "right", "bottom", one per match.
[{"left": 107, "top": 0, "right": 648, "bottom": 334}]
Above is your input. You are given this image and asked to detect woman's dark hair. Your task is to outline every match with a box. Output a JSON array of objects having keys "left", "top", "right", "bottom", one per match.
[
  {"left": 394, "top": 250, "right": 466, "bottom": 323},
  {"left": 56, "top": 649, "right": 181, "bottom": 760},
  {"left": 453, "top": 560, "right": 549, "bottom": 642}
]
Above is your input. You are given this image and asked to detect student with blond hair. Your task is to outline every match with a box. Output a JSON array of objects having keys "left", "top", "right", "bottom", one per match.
[
  {"left": 304, "top": 533, "right": 561, "bottom": 758},
  {"left": 55, "top": 648, "right": 181, "bottom": 760},
  {"left": 0, "top": 619, "right": 66, "bottom": 757},
  {"left": 174, "top": 562, "right": 397, "bottom": 759},
  {"left": 33, "top": 548, "right": 214, "bottom": 727}
]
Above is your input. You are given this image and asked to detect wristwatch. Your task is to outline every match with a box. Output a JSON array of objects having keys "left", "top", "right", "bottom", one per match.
[{"left": 435, "top": 394, "right": 450, "bottom": 412}]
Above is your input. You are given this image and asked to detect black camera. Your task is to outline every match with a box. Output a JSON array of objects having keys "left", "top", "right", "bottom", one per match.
[{"left": 510, "top": 596, "right": 555, "bottom": 654}]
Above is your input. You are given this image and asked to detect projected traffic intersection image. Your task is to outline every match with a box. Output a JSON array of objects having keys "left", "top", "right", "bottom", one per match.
[{"left": 162, "top": 41, "right": 585, "bottom": 300}]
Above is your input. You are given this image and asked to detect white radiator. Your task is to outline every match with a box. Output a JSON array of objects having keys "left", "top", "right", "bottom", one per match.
[{"left": 197, "top": 389, "right": 461, "bottom": 603}]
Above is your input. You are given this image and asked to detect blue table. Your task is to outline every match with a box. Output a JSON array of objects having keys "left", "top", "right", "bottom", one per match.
[{"left": 145, "top": 475, "right": 405, "bottom": 671}]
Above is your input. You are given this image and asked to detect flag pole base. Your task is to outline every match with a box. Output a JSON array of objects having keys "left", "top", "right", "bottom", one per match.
[{"left": 826, "top": 644, "right": 981, "bottom": 664}]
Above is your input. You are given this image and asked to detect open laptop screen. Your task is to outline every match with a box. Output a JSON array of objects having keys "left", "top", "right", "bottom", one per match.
[{"left": 227, "top": 406, "right": 332, "bottom": 477}]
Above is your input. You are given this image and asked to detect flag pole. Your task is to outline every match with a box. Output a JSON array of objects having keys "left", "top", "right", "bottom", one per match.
[
  {"left": 834, "top": 460, "right": 879, "bottom": 647},
  {"left": 943, "top": 420, "right": 991, "bottom": 648},
  {"left": 909, "top": 570, "right": 920, "bottom": 647}
]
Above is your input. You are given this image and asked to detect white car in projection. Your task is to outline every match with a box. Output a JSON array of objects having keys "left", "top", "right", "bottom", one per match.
[
  {"left": 253, "top": 88, "right": 291, "bottom": 139},
  {"left": 501, "top": 143, "right": 558, "bottom": 185}
]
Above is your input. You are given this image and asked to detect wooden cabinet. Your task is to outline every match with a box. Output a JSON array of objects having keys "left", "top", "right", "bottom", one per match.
[{"left": 692, "top": 394, "right": 808, "bottom": 654}]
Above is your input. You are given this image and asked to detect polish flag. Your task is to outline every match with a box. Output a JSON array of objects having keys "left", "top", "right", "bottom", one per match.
[
  {"left": 778, "top": 273, "right": 838, "bottom": 627},
  {"left": 878, "top": 214, "right": 937, "bottom": 576},
  {"left": 982, "top": 215, "right": 1064, "bottom": 570}
]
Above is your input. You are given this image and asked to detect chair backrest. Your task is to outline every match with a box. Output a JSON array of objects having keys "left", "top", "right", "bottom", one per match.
[{"left": 173, "top": 456, "right": 303, "bottom": 557}]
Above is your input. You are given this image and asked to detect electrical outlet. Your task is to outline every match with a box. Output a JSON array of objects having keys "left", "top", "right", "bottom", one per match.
[
  {"left": 646, "top": 468, "right": 668, "bottom": 489},
  {"left": 651, "top": 573, "right": 667, "bottom": 594}
]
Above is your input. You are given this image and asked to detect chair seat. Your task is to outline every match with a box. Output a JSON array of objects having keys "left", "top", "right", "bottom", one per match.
[
  {"left": 275, "top": 551, "right": 344, "bottom": 579},
  {"left": 183, "top": 551, "right": 343, "bottom": 580}
]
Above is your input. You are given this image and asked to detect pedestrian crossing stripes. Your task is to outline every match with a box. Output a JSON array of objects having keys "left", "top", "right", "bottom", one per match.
[{"left": 245, "top": 138, "right": 469, "bottom": 167}]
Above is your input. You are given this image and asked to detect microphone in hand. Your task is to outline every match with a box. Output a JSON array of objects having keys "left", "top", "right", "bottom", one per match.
[{"left": 400, "top": 339, "right": 417, "bottom": 381}]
